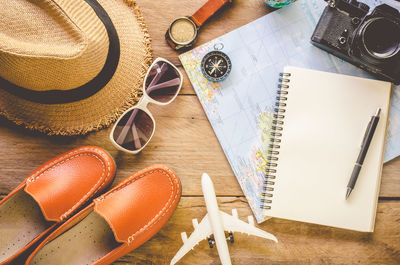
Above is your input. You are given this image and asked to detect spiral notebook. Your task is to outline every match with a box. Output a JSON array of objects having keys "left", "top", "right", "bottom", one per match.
[{"left": 262, "top": 66, "right": 392, "bottom": 232}]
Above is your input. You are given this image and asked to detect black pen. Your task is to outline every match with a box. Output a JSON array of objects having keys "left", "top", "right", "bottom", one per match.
[{"left": 346, "top": 108, "right": 381, "bottom": 200}]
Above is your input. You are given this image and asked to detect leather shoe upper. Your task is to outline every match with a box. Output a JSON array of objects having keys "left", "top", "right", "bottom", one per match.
[
  {"left": 94, "top": 165, "right": 181, "bottom": 244},
  {"left": 25, "top": 165, "right": 181, "bottom": 265},
  {"left": 24, "top": 146, "right": 116, "bottom": 222},
  {"left": 0, "top": 146, "right": 116, "bottom": 265}
]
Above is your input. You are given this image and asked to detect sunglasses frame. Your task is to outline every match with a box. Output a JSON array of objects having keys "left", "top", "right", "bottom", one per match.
[{"left": 109, "top": 57, "right": 183, "bottom": 154}]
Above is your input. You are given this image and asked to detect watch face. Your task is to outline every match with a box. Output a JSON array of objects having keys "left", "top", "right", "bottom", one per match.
[
  {"left": 201, "top": 51, "right": 232, "bottom": 82},
  {"left": 169, "top": 18, "right": 197, "bottom": 45}
]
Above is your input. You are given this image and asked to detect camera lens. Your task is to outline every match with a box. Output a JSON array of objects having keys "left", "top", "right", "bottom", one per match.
[{"left": 361, "top": 18, "right": 400, "bottom": 59}]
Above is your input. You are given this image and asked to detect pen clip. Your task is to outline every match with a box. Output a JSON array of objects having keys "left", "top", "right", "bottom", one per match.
[
  {"left": 360, "top": 120, "right": 371, "bottom": 148},
  {"left": 360, "top": 108, "right": 381, "bottom": 148}
]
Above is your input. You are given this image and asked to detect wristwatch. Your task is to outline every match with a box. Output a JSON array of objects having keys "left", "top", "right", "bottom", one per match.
[{"left": 165, "top": 0, "right": 233, "bottom": 51}]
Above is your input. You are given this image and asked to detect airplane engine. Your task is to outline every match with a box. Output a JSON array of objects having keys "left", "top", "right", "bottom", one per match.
[
  {"left": 181, "top": 232, "right": 188, "bottom": 243},
  {"left": 232, "top": 209, "right": 238, "bottom": 219},
  {"left": 192, "top": 218, "right": 199, "bottom": 229},
  {"left": 248, "top": 216, "right": 255, "bottom": 226}
]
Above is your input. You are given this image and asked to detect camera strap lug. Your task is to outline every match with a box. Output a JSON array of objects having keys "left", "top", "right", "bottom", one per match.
[{"left": 325, "top": 0, "right": 336, "bottom": 8}]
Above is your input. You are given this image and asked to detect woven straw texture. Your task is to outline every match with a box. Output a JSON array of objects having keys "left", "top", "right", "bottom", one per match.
[{"left": 0, "top": 0, "right": 152, "bottom": 135}]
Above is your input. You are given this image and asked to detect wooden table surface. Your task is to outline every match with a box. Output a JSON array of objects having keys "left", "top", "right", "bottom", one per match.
[{"left": 1, "top": 0, "right": 400, "bottom": 264}]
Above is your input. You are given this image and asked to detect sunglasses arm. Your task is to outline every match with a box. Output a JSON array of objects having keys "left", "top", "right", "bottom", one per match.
[
  {"left": 115, "top": 109, "right": 139, "bottom": 145},
  {"left": 147, "top": 62, "right": 168, "bottom": 89},
  {"left": 146, "top": 78, "right": 181, "bottom": 94},
  {"left": 131, "top": 123, "right": 142, "bottom": 150}
]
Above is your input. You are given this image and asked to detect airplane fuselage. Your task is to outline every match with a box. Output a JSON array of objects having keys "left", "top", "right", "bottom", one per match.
[{"left": 201, "top": 173, "right": 232, "bottom": 265}]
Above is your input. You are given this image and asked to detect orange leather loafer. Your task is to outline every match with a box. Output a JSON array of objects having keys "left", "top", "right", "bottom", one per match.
[
  {"left": 25, "top": 165, "right": 181, "bottom": 265},
  {"left": 0, "top": 146, "right": 116, "bottom": 265}
]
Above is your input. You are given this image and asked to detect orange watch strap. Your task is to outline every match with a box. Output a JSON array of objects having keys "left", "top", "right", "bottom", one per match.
[
  {"left": 190, "top": 0, "right": 232, "bottom": 27},
  {"left": 166, "top": 37, "right": 176, "bottom": 49}
]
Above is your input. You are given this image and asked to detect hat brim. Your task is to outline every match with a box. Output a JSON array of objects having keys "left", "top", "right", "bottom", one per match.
[{"left": 0, "top": 0, "right": 152, "bottom": 136}]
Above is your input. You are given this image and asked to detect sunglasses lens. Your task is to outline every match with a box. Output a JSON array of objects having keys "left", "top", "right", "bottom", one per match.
[
  {"left": 145, "top": 61, "right": 181, "bottom": 103},
  {"left": 112, "top": 109, "right": 154, "bottom": 152}
]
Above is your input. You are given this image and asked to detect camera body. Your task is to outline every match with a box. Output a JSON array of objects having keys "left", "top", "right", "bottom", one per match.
[{"left": 311, "top": 0, "right": 400, "bottom": 84}]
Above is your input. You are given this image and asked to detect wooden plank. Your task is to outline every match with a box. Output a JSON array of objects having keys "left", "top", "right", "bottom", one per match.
[
  {"left": 1, "top": 96, "right": 399, "bottom": 197},
  {"left": 0, "top": 96, "right": 398, "bottom": 197},
  {"left": 118, "top": 197, "right": 400, "bottom": 265},
  {"left": 1, "top": 196, "right": 397, "bottom": 264},
  {"left": 382, "top": 159, "right": 400, "bottom": 198}
]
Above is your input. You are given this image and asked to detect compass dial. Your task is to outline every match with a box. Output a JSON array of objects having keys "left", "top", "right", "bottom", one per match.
[{"left": 201, "top": 51, "right": 232, "bottom": 82}]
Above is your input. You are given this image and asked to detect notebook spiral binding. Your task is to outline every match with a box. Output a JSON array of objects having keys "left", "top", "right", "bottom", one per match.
[{"left": 261, "top": 72, "right": 291, "bottom": 210}]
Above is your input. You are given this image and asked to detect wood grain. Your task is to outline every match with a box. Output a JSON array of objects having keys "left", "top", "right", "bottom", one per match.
[
  {"left": 1, "top": 97, "right": 399, "bottom": 197},
  {"left": 0, "top": 0, "right": 399, "bottom": 264},
  {"left": 119, "top": 198, "right": 400, "bottom": 265}
]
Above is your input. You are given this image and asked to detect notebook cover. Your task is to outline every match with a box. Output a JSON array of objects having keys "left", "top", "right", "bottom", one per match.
[{"left": 264, "top": 66, "right": 392, "bottom": 232}]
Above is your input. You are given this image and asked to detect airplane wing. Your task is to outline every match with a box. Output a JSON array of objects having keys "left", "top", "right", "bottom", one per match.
[
  {"left": 170, "top": 214, "right": 213, "bottom": 265},
  {"left": 220, "top": 209, "right": 278, "bottom": 243}
]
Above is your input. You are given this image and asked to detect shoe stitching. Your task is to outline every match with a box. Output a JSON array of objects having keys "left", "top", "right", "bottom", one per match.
[
  {"left": 59, "top": 154, "right": 110, "bottom": 221},
  {"left": 127, "top": 167, "right": 180, "bottom": 244},
  {"left": 96, "top": 167, "right": 180, "bottom": 244},
  {"left": 26, "top": 147, "right": 112, "bottom": 221},
  {"left": 27, "top": 147, "right": 104, "bottom": 182}
]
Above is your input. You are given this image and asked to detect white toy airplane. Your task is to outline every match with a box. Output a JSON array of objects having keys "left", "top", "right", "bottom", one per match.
[{"left": 170, "top": 173, "right": 277, "bottom": 265}]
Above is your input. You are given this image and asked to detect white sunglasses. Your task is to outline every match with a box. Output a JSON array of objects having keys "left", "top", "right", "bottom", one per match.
[{"left": 110, "top": 58, "right": 183, "bottom": 154}]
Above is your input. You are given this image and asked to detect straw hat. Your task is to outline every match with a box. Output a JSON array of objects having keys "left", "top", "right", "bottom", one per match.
[{"left": 0, "top": 0, "right": 152, "bottom": 135}]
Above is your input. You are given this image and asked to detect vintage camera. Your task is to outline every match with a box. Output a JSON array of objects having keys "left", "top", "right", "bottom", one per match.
[{"left": 311, "top": 0, "right": 400, "bottom": 84}]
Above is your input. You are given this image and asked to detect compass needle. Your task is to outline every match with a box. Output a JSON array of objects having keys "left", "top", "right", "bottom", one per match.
[{"left": 201, "top": 47, "right": 231, "bottom": 82}]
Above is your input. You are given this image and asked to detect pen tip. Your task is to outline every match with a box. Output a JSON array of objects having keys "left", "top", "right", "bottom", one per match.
[
  {"left": 345, "top": 188, "right": 352, "bottom": 200},
  {"left": 376, "top": 108, "right": 381, "bottom": 116}
]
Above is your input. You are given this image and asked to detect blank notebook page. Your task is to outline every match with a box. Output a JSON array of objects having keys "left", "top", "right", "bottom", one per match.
[{"left": 267, "top": 66, "right": 392, "bottom": 232}]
